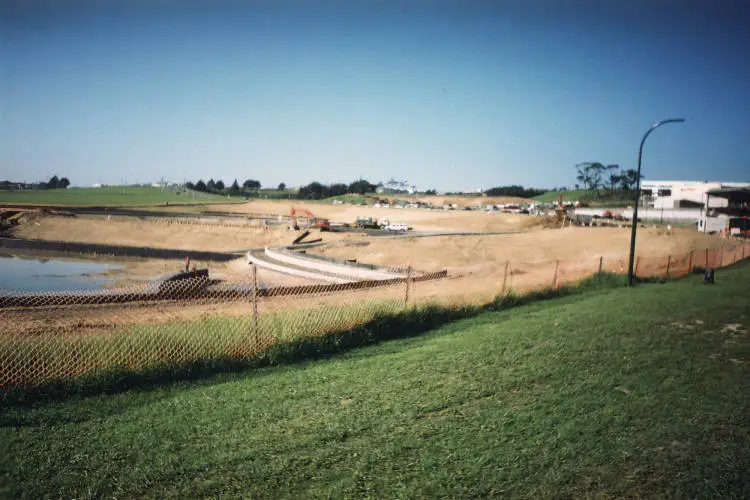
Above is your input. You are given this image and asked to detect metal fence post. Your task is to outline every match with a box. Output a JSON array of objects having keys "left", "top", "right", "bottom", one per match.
[
  {"left": 552, "top": 260, "right": 559, "bottom": 288},
  {"left": 688, "top": 250, "right": 693, "bottom": 274},
  {"left": 501, "top": 260, "right": 509, "bottom": 297},
  {"left": 665, "top": 255, "right": 671, "bottom": 278},
  {"left": 705, "top": 248, "right": 709, "bottom": 268},
  {"left": 252, "top": 264, "right": 258, "bottom": 341},
  {"left": 634, "top": 256, "right": 640, "bottom": 279},
  {"left": 598, "top": 256, "right": 603, "bottom": 273},
  {"left": 405, "top": 265, "right": 412, "bottom": 307}
]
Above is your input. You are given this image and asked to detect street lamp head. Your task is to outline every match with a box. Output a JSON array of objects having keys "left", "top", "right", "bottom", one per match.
[{"left": 654, "top": 118, "right": 686, "bottom": 127}]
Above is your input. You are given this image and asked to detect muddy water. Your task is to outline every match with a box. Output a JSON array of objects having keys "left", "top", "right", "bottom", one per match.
[{"left": 0, "top": 255, "right": 124, "bottom": 293}]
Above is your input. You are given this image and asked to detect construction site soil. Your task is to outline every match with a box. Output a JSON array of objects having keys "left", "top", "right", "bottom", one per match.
[
  {"left": 5, "top": 200, "right": 730, "bottom": 293},
  {"left": 1, "top": 199, "right": 738, "bottom": 337}
]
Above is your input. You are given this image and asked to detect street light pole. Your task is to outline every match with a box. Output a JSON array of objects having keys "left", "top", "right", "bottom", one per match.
[{"left": 627, "top": 118, "right": 685, "bottom": 286}]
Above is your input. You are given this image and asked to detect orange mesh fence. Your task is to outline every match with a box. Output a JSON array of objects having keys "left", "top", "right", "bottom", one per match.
[{"left": 1, "top": 240, "right": 749, "bottom": 390}]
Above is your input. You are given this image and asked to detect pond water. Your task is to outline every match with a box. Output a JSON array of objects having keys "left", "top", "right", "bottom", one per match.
[{"left": 0, "top": 256, "right": 124, "bottom": 293}]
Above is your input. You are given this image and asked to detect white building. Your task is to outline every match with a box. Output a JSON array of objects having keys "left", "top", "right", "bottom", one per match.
[{"left": 641, "top": 181, "right": 750, "bottom": 210}]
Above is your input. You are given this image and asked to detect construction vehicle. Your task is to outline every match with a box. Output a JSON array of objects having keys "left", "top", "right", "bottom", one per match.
[
  {"left": 290, "top": 207, "right": 330, "bottom": 231},
  {"left": 354, "top": 216, "right": 380, "bottom": 229},
  {"left": 554, "top": 192, "right": 571, "bottom": 226}
]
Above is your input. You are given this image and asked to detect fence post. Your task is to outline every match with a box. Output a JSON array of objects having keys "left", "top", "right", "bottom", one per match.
[
  {"left": 598, "top": 255, "right": 603, "bottom": 273},
  {"left": 501, "top": 260, "right": 509, "bottom": 297},
  {"left": 552, "top": 260, "right": 559, "bottom": 289},
  {"left": 405, "top": 265, "right": 412, "bottom": 307},
  {"left": 665, "top": 255, "right": 671, "bottom": 278},
  {"left": 719, "top": 246, "right": 723, "bottom": 267},
  {"left": 634, "top": 256, "right": 640, "bottom": 279},
  {"left": 252, "top": 264, "right": 258, "bottom": 341},
  {"left": 688, "top": 250, "right": 693, "bottom": 274}
]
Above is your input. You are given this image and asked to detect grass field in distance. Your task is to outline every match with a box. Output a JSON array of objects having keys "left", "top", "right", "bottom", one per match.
[{"left": 0, "top": 186, "right": 241, "bottom": 206}]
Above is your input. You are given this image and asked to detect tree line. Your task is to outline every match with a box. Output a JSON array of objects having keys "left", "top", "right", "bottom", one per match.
[
  {"left": 574, "top": 163, "right": 640, "bottom": 192},
  {"left": 0, "top": 175, "right": 71, "bottom": 191},
  {"left": 184, "top": 178, "right": 282, "bottom": 195},
  {"left": 484, "top": 185, "right": 547, "bottom": 198},
  {"left": 297, "top": 179, "right": 377, "bottom": 200}
]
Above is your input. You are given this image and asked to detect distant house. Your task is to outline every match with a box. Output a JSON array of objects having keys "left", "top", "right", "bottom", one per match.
[
  {"left": 376, "top": 180, "right": 417, "bottom": 195},
  {"left": 92, "top": 183, "right": 103, "bottom": 188}
]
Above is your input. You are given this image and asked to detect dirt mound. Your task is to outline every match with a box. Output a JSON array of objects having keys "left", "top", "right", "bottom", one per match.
[{"left": 9, "top": 213, "right": 356, "bottom": 252}]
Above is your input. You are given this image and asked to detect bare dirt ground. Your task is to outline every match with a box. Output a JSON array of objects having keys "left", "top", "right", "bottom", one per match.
[
  {"left": 197, "top": 199, "right": 532, "bottom": 233},
  {"left": 9, "top": 212, "right": 355, "bottom": 252},
  {"left": 2, "top": 200, "right": 740, "bottom": 330},
  {"left": 307, "top": 225, "right": 734, "bottom": 304},
  {"left": 314, "top": 225, "right": 727, "bottom": 272}
]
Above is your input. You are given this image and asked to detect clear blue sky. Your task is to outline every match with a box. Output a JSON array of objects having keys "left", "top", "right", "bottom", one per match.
[{"left": 2, "top": 0, "right": 749, "bottom": 191}]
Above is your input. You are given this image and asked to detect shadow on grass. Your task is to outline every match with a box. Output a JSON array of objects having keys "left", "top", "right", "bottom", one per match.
[{"left": 0, "top": 271, "right": 652, "bottom": 408}]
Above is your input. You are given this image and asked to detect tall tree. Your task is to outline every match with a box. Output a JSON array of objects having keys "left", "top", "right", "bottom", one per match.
[
  {"left": 195, "top": 180, "right": 207, "bottom": 192},
  {"left": 215, "top": 180, "right": 225, "bottom": 191},
  {"left": 47, "top": 175, "right": 60, "bottom": 189},
  {"left": 603, "top": 164, "right": 619, "bottom": 191},
  {"left": 278, "top": 182, "right": 286, "bottom": 190},
  {"left": 575, "top": 162, "right": 605, "bottom": 192},
  {"left": 59, "top": 177, "right": 71, "bottom": 189},
  {"left": 618, "top": 169, "right": 641, "bottom": 190},
  {"left": 243, "top": 179, "right": 261, "bottom": 190},
  {"left": 229, "top": 179, "right": 241, "bottom": 194}
]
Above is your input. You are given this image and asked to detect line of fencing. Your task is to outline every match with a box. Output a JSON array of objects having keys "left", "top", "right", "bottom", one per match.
[
  {"left": 0, "top": 237, "right": 239, "bottom": 261},
  {"left": 1, "top": 241, "right": 748, "bottom": 390}
]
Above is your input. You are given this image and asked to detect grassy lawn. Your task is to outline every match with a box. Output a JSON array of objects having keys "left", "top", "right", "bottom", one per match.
[
  {"left": 534, "top": 189, "right": 637, "bottom": 207},
  {"left": 0, "top": 187, "right": 240, "bottom": 206},
  {"left": 2, "top": 265, "right": 749, "bottom": 497},
  {"left": 533, "top": 189, "right": 591, "bottom": 202}
]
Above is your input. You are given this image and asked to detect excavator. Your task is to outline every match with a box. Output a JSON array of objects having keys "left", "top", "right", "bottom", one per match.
[{"left": 290, "top": 207, "right": 330, "bottom": 231}]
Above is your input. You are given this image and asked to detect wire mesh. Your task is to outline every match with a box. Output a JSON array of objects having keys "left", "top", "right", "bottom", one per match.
[{"left": 1, "top": 240, "right": 749, "bottom": 389}]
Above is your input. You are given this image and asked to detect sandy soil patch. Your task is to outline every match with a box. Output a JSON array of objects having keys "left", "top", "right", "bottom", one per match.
[
  {"left": 312, "top": 226, "right": 728, "bottom": 273},
  {"left": 9, "top": 214, "right": 356, "bottom": 252},
  {"left": 194, "top": 199, "right": 530, "bottom": 232}
]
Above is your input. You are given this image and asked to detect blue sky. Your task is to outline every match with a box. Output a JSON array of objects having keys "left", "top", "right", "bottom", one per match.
[{"left": 2, "top": 0, "right": 749, "bottom": 191}]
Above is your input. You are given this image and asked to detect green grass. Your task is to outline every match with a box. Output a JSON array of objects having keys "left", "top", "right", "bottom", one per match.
[
  {"left": 0, "top": 187, "right": 241, "bottom": 206},
  {"left": 2, "top": 266, "right": 750, "bottom": 497},
  {"left": 0, "top": 298, "right": 405, "bottom": 389},
  {"left": 533, "top": 189, "right": 637, "bottom": 206},
  {"left": 533, "top": 189, "right": 591, "bottom": 202}
]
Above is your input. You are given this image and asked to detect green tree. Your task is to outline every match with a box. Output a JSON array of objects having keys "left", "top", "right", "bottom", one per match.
[
  {"left": 619, "top": 169, "right": 641, "bottom": 190},
  {"left": 348, "top": 179, "right": 376, "bottom": 195},
  {"left": 278, "top": 182, "right": 286, "bottom": 190},
  {"left": 575, "top": 163, "right": 605, "bottom": 192}
]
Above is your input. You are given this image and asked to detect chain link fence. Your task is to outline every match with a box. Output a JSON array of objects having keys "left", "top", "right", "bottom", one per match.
[{"left": 1, "top": 240, "right": 749, "bottom": 390}]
